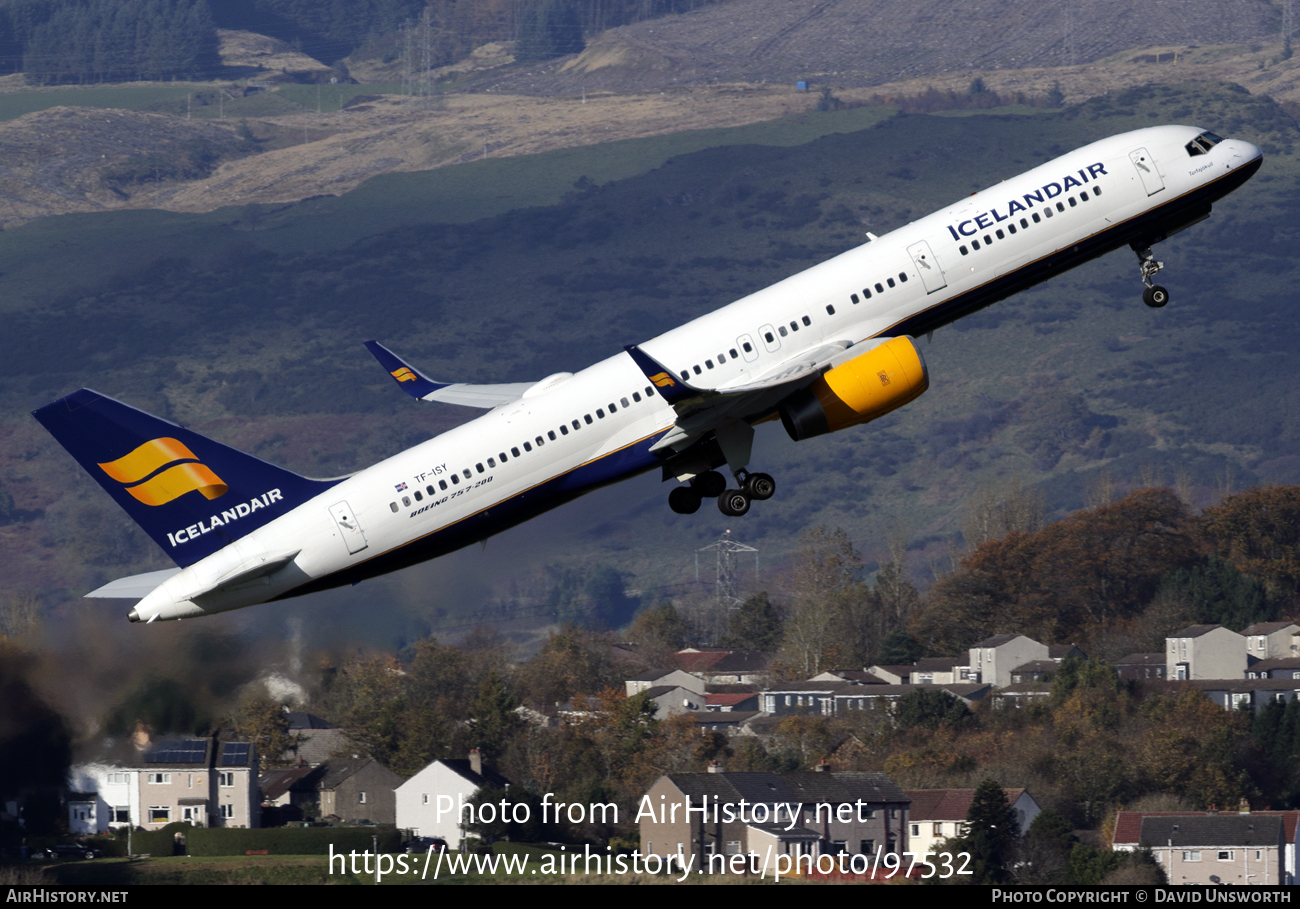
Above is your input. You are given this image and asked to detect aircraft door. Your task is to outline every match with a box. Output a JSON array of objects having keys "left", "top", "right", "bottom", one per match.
[
  {"left": 329, "top": 500, "right": 369, "bottom": 554},
  {"left": 906, "top": 240, "right": 947, "bottom": 294},
  {"left": 1129, "top": 148, "right": 1165, "bottom": 196},
  {"left": 736, "top": 333, "right": 759, "bottom": 363},
  {"left": 758, "top": 324, "right": 781, "bottom": 353}
]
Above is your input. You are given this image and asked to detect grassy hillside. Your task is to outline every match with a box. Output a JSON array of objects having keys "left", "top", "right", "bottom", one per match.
[{"left": 3, "top": 81, "right": 1297, "bottom": 646}]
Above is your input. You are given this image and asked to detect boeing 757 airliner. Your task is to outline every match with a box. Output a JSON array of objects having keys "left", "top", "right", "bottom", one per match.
[{"left": 34, "top": 125, "right": 1262, "bottom": 623}]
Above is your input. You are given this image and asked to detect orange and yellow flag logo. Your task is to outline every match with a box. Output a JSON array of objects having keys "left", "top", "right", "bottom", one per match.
[
  {"left": 391, "top": 367, "right": 417, "bottom": 382},
  {"left": 98, "top": 438, "right": 228, "bottom": 507},
  {"left": 649, "top": 372, "right": 677, "bottom": 388}
]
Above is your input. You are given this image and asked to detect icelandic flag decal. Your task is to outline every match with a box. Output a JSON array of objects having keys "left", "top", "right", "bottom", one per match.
[{"left": 395, "top": 482, "right": 408, "bottom": 492}]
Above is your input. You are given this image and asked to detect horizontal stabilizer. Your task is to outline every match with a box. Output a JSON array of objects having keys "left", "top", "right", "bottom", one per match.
[
  {"left": 365, "top": 341, "right": 534, "bottom": 408},
  {"left": 86, "top": 568, "right": 181, "bottom": 600}
]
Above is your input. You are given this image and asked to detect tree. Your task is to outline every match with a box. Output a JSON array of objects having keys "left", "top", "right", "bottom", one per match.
[
  {"left": 893, "top": 687, "right": 971, "bottom": 732},
  {"left": 719, "top": 592, "right": 783, "bottom": 651},
  {"left": 628, "top": 602, "right": 688, "bottom": 651},
  {"left": 1201, "top": 486, "right": 1300, "bottom": 603},
  {"left": 876, "top": 629, "right": 921, "bottom": 665},
  {"left": 953, "top": 779, "right": 1020, "bottom": 884},
  {"left": 230, "top": 693, "right": 294, "bottom": 770}
]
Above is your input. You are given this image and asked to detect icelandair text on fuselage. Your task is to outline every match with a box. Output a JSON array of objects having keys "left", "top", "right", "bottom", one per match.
[
  {"left": 167, "top": 489, "right": 283, "bottom": 547},
  {"left": 946, "top": 163, "right": 1108, "bottom": 240},
  {"left": 993, "top": 892, "right": 1291, "bottom": 903}
]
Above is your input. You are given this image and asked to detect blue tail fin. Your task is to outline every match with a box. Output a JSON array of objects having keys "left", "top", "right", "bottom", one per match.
[{"left": 33, "top": 389, "right": 339, "bottom": 568}]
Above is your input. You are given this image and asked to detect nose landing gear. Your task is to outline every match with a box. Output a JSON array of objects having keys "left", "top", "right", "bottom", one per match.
[{"left": 1134, "top": 244, "right": 1169, "bottom": 308}]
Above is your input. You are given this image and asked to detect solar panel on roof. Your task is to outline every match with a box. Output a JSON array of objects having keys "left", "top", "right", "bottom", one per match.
[
  {"left": 221, "top": 742, "right": 251, "bottom": 766},
  {"left": 144, "top": 739, "right": 207, "bottom": 763}
]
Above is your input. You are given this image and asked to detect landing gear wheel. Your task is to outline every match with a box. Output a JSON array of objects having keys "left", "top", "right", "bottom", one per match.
[
  {"left": 668, "top": 486, "right": 702, "bottom": 514},
  {"left": 718, "top": 489, "right": 751, "bottom": 516},
  {"left": 1143, "top": 285, "right": 1169, "bottom": 308},
  {"left": 745, "top": 472, "right": 776, "bottom": 500},
  {"left": 691, "top": 470, "right": 727, "bottom": 498}
]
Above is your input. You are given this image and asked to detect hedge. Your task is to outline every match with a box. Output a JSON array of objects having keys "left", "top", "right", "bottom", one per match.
[{"left": 186, "top": 825, "right": 402, "bottom": 856}]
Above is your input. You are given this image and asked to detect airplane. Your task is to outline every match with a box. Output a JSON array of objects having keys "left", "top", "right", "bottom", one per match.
[{"left": 33, "top": 124, "right": 1262, "bottom": 624}]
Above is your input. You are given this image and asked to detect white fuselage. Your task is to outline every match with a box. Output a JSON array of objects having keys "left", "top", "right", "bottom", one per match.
[{"left": 132, "top": 125, "right": 1262, "bottom": 622}]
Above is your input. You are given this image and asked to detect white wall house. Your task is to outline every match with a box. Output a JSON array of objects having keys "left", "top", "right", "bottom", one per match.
[{"left": 395, "top": 750, "right": 509, "bottom": 850}]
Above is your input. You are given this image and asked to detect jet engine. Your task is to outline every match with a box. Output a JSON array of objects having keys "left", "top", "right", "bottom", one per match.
[{"left": 778, "top": 336, "right": 929, "bottom": 441}]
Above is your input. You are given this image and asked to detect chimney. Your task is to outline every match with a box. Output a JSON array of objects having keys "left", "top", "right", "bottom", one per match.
[
  {"left": 132, "top": 720, "right": 151, "bottom": 751},
  {"left": 1239, "top": 798, "right": 1251, "bottom": 815},
  {"left": 469, "top": 748, "right": 482, "bottom": 776},
  {"left": 815, "top": 759, "right": 830, "bottom": 772},
  {"left": 707, "top": 760, "right": 723, "bottom": 774}
]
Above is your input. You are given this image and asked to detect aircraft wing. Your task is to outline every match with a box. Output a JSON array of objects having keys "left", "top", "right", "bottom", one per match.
[
  {"left": 365, "top": 341, "right": 535, "bottom": 408},
  {"left": 625, "top": 339, "right": 867, "bottom": 453}
]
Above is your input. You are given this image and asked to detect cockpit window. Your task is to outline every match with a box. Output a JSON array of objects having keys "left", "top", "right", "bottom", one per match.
[{"left": 1185, "top": 131, "right": 1224, "bottom": 157}]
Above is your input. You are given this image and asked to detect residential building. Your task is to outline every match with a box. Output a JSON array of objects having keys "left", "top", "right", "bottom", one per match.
[
  {"left": 1116, "top": 653, "right": 1167, "bottom": 681},
  {"left": 394, "top": 750, "right": 510, "bottom": 849},
  {"left": 639, "top": 770, "right": 910, "bottom": 872},
  {"left": 968, "top": 635, "right": 1049, "bottom": 689},
  {"left": 1166, "top": 625, "right": 1246, "bottom": 681},
  {"left": 625, "top": 669, "right": 705, "bottom": 698},
  {"left": 673, "top": 650, "right": 773, "bottom": 685},
  {"left": 1248, "top": 658, "right": 1300, "bottom": 680},
  {"left": 1113, "top": 812, "right": 1287, "bottom": 885},
  {"left": 316, "top": 758, "right": 402, "bottom": 825},
  {"left": 1114, "top": 810, "right": 1299, "bottom": 884},
  {"left": 905, "top": 788, "right": 1040, "bottom": 858},
  {"left": 1242, "top": 623, "right": 1300, "bottom": 661},
  {"left": 641, "top": 685, "right": 706, "bottom": 719}
]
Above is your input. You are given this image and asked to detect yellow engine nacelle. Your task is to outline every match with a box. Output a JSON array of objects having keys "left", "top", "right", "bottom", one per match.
[{"left": 778, "top": 336, "right": 929, "bottom": 441}]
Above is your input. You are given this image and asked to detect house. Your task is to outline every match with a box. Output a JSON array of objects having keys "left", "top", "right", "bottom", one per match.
[
  {"left": 1242, "top": 622, "right": 1300, "bottom": 661},
  {"left": 689, "top": 710, "right": 763, "bottom": 734},
  {"left": 673, "top": 650, "right": 773, "bottom": 685},
  {"left": 811, "top": 670, "right": 887, "bottom": 685},
  {"left": 1186, "top": 678, "right": 1300, "bottom": 713},
  {"left": 991, "top": 683, "right": 1052, "bottom": 709},
  {"left": 68, "top": 732, "right": 259, "bottom": 833},
  {"left": 282, "top": 712, "right": 355, "bottom": 767},
  {"left": 316, "top": 758, "right": 402, "bottom": 825},
  {"left": 833, "top": 683, "right": 991, "bottom": 715},
  {"left": 1113, "top": 812, "right": 1287, "bottom": 885},
  {"left": 394, "top": 750, "right": 510, "bottom": 850},
  {"left": 760, "top": 681, "right": 855, "bottom": 716},
  {"left": 639, "top": 770, "right": 910, "bottom": 872},
  {"left": 968, "top": 635, "right": 1049, "bottom": 689},
  {"left": 258, "top": 765, "right": 323, "bottom": 823},
  {"left": 625, "top": 669, "right": 705, "bottom": 698},
  {"left": 706, "top": 692, "right": 759, "bottom": 712},
  {"left": 1248, "top": 658, "right": 1300, "bottom": 680},
  {"left": 1116, "top": 653, "right": 1167, "bottom": 681},
  {"left": 905, "top": 788, "right": 1040, "bottom": 858},
  {"left": 641, "top": 685, "right": 706, "bottom": 719},
  {"left": 1166, "top": 625, "right": 1246, "bottom": 681}
]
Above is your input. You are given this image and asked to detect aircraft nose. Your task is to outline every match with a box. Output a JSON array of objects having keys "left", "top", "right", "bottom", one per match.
[{"left": 1228, "top": 138, "right": 1263, "bottom": 163}]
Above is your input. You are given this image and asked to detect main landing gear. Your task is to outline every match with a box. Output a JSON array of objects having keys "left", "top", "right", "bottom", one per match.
[
  {"left": 1134, "top": 244, "right": 1169, "bottom": 308},
  {"left": 668, "top": 469, "right": 776, "bottom": 516}
]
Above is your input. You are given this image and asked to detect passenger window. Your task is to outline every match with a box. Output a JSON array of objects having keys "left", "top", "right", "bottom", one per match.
[
  {"left": 645, "top": 386, "right": 654, "bottom": 397},
  {"left": 744, "top": 341, "right": 754, "bottom": 352},
  {"left": 995, "top": 229, "right": 1004, "bottom": 239},
  {"left": 632, "top": 392, "right": 641, "bottom": 402},
  {"left": 512, "top": 446, "right": 521, "bottom": 455},
  {"left": 874, "top": 283, "right": 883, "bottom": 293},
  {"left": 717, "top": 354, "right": 725, "bottom": 364},
  {"left": 1093, "top": 186, "right": 1102, "bottom": 196},
  {"left": 463, "top": 469, "right": 471, "bottom": 479},
  {"left": 596, "top": 409, "right": 605, "bottom": 418},
  {"left": 439, "top": 480, "right": 448, "bottom": 490},
  {"left": 402, "top": 496, "right": 411, "bottom": 506},
  {"left": 523, "top": 441, "right": 532, "bottom": 451},
  {"left": 826, "top": 304, "right": 835, "bottom": 315},
  {"left": 1044, "top": 208, "right": 1053, "bottom": 218},
  {"left": 1033, "top": 212, "right": 1042, "bottom": 222},
  {"left": 728, "top": 349, "right": 738, "bottom": 359},
  {"left": 548, "top": 430, "right": 556, "bottom": 440},
  {"left": 898, "top": 273, "right": 907, "bottom": 283},
  {"left": 607, "top": 403, "right": 616, "bottom": 414},
  {"left": 705, "top": 360, "right": 714, "bottom": 369},
  {"left": 778, "top": 326, "right": 788, "bottom": 337},
  {"left": 1020, "top": 218, "right": 1028, "bottom": 228},
  {"left": 476, "top": 463, "right": 484, "bottom": 473},
  {"left": 1008, "top": 224, "right": 1016, "bottom": 234},
  {"left": 449, "top": 476, "right": 459, "bottom": 486},
  {"left": 390, "top": 502, "right": 398, "bottom": 513},
  {"left": 863, "top": 288, "right": 872, "bottom": 299},
  {"left": 887, "top": 278, "right": 896, "bottom": 288},
  {"left": 574, "top": 419, "right": 582, "bottom": 428},
  {"left": 414, "top": 490, "right": 423, "bottom": 501},
  {"left": 426, "top": 486, "right": 435, "bottom": 495},
  {"left": 1055, "top": 201, "right": 1064, "bottom": 212},
  {"left": 584, "top": 415, "right": 592, "bottom": 425},
  {"left": 500, "top": 452, "right": 508, "bottom": 462},
  {"left": 983, "top": 235, "right": 992, "bottom": 244},
  {"left": 972, "top": 240, "right": 980, "bottom": 250},
  {"left": 693, "top": 365, "right": 701, "bottom": 375},
  {"left": 1080, "top": 190, "right": 1089, "bottom": 200},
  {"left": 1068, "top": 196, "right": 1077, "bottom": 207},
  {"left": 488, "top": 458, "right": 496, "bottom": 467},
  {"left": 560, "top": 424, "right": 569, "bottom": 435},
  {"left": 620, "top": 397, "right": 629, "bottom": 407},
  {"left": 535, "top": 436, "right": 544, "bottom": 446},
  {"left": 851, "top": 293, "right": 859, "bottom": 303},
  {"left": 789, "top": 321, "right": 798, "bottom": 331},
  {"left": 960, "top": 245, "right": 968, "bottom": 255}
]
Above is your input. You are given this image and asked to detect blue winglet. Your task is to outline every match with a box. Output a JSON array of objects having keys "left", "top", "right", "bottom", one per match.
[
  {"left": 624, "top": 345, "right": 706, "bottom": 406},
  {"left": 365, "top": 341, "right": 448, "bottom": 399}
]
